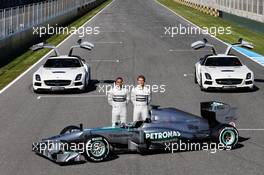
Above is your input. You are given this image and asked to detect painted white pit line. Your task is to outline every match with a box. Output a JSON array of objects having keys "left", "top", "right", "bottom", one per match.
[
  {"left": 238, "top": 129, "right": 264, "bottom": 131},
  {"left": 100, "top": 30, "right": 125, "bottom": 33},
  {"left": 90, "top": 59, "right": 120, "bottom": 62},
  {"left": 37, "top": 94, "right": 106, "bottom": 100},
  {"left": 169, "top": 49, "right": 211, "bottom": 52},
  {"left": 183, "top": 73, "right": 194, "bottom": 77},
  {"left": 92, "top": 41, "right": 123, "bottom": 44}
]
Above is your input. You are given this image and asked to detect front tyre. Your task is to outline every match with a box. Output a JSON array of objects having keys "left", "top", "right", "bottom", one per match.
[
  {"left": 248, "top": 85, "right": 254, "bottom": 92},
  {"left": 84, "top": 135, "right": 110, "bottom": 162},
  {"left": 80, "top": 77, "right": 87, "bottom": 93},
  {"left": 200, "top": 76, "right": 205, "bottom": 91},
  {"left": 33, "top": 89, "right": 40, "bottom": 94}
]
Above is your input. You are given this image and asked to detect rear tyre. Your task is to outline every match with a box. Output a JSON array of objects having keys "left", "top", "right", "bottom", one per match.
[
  {"left": 60, "top": 125, "right": 81, "bottom": 135},
  {"left": 84, "top": 135, "right": 110, "bottom": 162},
  {"left": 219, "top": 128, "right": 238, "bottom": 147},
  {"left": 211, "top": 124, "right": 239, "bottom": 148}
]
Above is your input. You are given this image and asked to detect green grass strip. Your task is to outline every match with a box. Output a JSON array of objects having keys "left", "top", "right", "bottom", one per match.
[{"left": 0, "top": 0, "right": 112, "bottom": 90}]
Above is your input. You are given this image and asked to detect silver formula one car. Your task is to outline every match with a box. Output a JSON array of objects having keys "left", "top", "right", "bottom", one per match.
[{"left": 32, "top": 101, "right": 239, "bottom": 163}]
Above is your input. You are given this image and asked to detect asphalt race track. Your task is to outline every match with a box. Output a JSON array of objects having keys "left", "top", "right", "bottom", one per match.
[{"left": 0, "top": 0, "right": 264, "bottom": 174}]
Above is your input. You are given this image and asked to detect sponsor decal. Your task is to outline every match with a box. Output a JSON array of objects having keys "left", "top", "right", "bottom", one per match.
[{"left": 145, "top": 131, "right": 181, "bottom": 140}]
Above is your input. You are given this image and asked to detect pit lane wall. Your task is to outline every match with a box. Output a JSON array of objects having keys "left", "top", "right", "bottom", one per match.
[
  {"left": 0, "top": 0, "right": 106, "bottom": 67},
  {"left": 174, "top": 0, "right": 264, "bottom": 23}
]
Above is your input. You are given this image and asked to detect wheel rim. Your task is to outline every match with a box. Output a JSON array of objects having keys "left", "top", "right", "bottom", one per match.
[
  {"left": 221, "top": 130, "right": 237, "bottom": 146},
  {"left": 90, "top": 140, "right": 106, "bottom": 157}
]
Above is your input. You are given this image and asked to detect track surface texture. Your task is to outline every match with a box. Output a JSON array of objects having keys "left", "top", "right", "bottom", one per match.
[{"left": 0, "top": 0, "right": 264, "bottom": 174}]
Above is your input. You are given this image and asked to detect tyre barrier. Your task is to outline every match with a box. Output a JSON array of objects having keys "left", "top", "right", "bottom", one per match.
[{"left": 174, "top": 0, "right": 219, "bottom": 17}]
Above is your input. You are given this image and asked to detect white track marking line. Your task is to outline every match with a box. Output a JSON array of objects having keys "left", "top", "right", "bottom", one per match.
[
  {"left": 161, "top": 35, "right": 202, "bottom": 38},
  {"left": 155, "top": 0, "right": 264, "bottom": 68},
  {"left": 93, "top": 41, "right": 123, "bottom": 44},
  {"left": 99, "top": 22, "right": 127, "bottom": 25},
  {"left": 238, "top": 129, "right": 264, "bottom": 131},
  {"left": 37, "top": 94, "right": 106, "bottom": 100},
  {"left": 184, "top": 73, "right": 194, "bottom": 77},
  {"left": 0, "top": 0, "right": 116, "bottom": 95},
  {"left": 90, "top": 59, "right": 120, "bottom": 62},
  {"left": 100, "top": 30, "right": 125, "bottom": 33},
  {"left": 169, "top": 49, "right": 211, "bottom": 52}
]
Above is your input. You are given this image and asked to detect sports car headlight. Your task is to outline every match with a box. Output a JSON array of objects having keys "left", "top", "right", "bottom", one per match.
[
  {"left": 246, "top": 73, "right": 251, "bottom": 79},
  {"left": 75, "top": 74, "right": 82, "bottom": 81},
  {"left": 35, "top": 74, "right": 41, "bottom": 81},
  {"left": 205, "top": 73, "right": 212, "bottom": 80}
]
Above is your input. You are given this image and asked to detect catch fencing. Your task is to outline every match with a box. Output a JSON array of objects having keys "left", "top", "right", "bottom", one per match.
[{"left": 0, "top": 0, "right": 95, "bottom": 40}]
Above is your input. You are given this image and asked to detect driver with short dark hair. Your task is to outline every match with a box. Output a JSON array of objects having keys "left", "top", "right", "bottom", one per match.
[{"left": 108, "top": 77, "right": 130, "bottom": 127}]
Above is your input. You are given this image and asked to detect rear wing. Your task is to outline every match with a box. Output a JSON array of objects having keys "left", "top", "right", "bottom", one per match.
[{"left": 201, "top": 101, "right": 237, "bottom": 128}]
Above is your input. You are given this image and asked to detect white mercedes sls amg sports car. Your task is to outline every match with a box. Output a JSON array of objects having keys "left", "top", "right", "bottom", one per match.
[
  {"left": 192, "top": 38, "right": 254, "bottom": 91},
  {"left": 32, "top": 39, "right": 93, "bottom": 93}
]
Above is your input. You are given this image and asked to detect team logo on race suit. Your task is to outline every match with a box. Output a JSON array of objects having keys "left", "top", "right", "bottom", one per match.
[
  {"left": 145, "top": 131, "right": 181, "bottom": 140},
  {"left": 136, "top": 95, "right": 148, "bottom": 102},
  {"left": 113, "top": 95, "right": 126, "bottom": 102}
]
